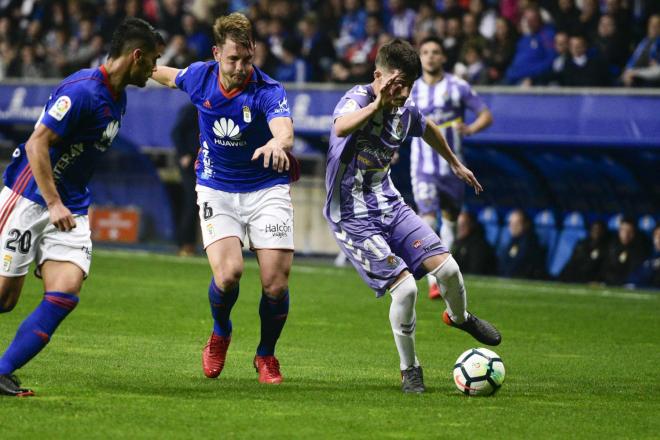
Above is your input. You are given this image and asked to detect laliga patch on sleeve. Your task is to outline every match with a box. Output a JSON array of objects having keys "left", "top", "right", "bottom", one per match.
[{"left": 47, "top": 96, "right": 72, "bottom": 121}]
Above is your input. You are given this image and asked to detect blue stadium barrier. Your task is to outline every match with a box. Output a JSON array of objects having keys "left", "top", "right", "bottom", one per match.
[
  {"left": 549, "top": 212, "right": 587, "bottom": 277},
  {"left": 477, "top": 206, "right": 500, "bottom": 247},
  {"left": 534, "top": 210, "right": 558, "bottom": 272}
]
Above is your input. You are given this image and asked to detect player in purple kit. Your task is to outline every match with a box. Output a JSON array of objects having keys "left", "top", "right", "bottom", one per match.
[
  {"left": 151, "top": 13, "right": 296, "bottom": 384},
  {"left": 0, "top": 18, "right": 162, "bottom": 396},
  {"left": 325, "top": 39, "right": 501, "bottom": 393},
  {"left": 410, "top": 36, "right": 493, "bottom": 300}
]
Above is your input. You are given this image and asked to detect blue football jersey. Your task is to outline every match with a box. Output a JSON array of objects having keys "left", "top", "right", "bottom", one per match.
[
  {"left": 3, "top": 66, "right": 126, "bottom": 214},
  {"left": 174, "top": 62, "right": 292, "bottom": 192}
]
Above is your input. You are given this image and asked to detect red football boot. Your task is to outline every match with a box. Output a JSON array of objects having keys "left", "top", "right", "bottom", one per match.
[
  {"left": 253, "top": 355, "right": 283, "bottom": 384},
  {"left": 428, "top": 282, "right": 442, "bottom": 300},
  {"left": 202, "top": 333, "right": 231, "bottom": 378}
]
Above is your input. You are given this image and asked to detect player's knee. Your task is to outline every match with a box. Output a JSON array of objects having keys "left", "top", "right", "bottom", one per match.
[
  {"left": 430, "top": 255, "right": 461, "bottom": 283},
  {"left": 390, "top": 274, "right": 417, "bottom": 310},
  {"left": 262, "top": 282, "right": 288, "bottom": 299},
  {"left": 213, "top": 268, "right": 243, "bottom": 291},
  {"left": 0, "top": 287, "right": 20, "bottom": 313}
]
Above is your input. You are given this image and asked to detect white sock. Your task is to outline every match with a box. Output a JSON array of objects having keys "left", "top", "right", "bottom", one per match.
[
  {"left": 389, "top": 274, "right": 420, "bottom": 370},
  {"left": 429, "top": 255, "right": 468, "bottom": 324},
  {"left": 440, "top": 218, "right": 456, "bottom": 251}
]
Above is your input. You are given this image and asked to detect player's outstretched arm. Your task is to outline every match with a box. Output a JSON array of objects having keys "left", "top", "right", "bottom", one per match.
[
  {"left": 251, "top": 116, "right": 293, "bottom": 173},
  {"left": 151, "top": 65, "right": 180, "bottom": 89},
  {"left": 25, "top": 124, "right": 76, "bottom": 231},
  {"left": 422, "top": 118, "right": 483, "bottom": 194}
]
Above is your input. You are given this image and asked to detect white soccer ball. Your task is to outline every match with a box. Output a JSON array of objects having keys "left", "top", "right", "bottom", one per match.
[{"left": 453, "top": 348, "right": 505, "bottom": 396}]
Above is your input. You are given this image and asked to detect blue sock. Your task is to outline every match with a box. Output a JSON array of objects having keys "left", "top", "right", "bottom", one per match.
[
  {"left": 257, "top": 289, "right": 289, "bottom": 356},
  {"left": 208, "top": 278, "right": 239, "bottom": 337},
  {"left": 0, "top": 292, "right": 79, "bottom": 375}
]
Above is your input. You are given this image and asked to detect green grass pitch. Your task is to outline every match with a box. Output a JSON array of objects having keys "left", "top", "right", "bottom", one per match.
[{"left": 1, "top": 250, "right": 658, "bottom": 439}]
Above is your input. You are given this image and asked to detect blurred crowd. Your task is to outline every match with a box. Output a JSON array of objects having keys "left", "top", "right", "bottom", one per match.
[
  {"left": 1, "top": 0, "right": 659, "bottom": 86},
  {"left": 452, "top": 210, "right": 660, "bottom": 288}
]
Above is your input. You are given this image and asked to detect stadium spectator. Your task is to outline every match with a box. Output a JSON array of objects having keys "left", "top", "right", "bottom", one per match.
[
  {"left": 556, "top": 34, "right": 610, "bottom": 86},
  {"left": 560, "top": 220, "right": 610, "bottom": 283},
  {"left": 601, "top": 217, "right": 650, "bottom": 285},
  {"left": 333, "top": 14, "right": 385, "bottom": 84},
  {"left": 594, "top": 14, "right": 630, "bottom": 78},
  {"left": 553, "top": 0, "right": 581, "bottom": 35},
  {"left": 460, "top": 13, "right": 488, "bottom": 61},
  {"left": 171, "top": 104, "right": 200, "bottom": 257},
  {"left": 253, "top": 38, "right": 279, "bottom": 76},
  {"left": 442, "top": 0, "right": 465, "bottom": 21},
  {"left": 551, "top": 31, "right": 570, "bottom": 79},
  {"left": 443, "top": 17, "right": 464, "bottom": 71},
  {"left": 182, "top": 14, "right": 213, "bottom": 59},
  {"left": 387, "top": 0, "right": 417, "bottom": 41},
  {"left": 452, "top": 211, "right": 497, "bottom": 275},
  {"left": 578, "top": 0, "right": 601, "bottom": 41},
  {"left": 629, "top": 226, "right": 660, "bottom": 288},
  {"left": 484, "top": 17, "right": 518, "bottom": 83},
  {"left": 273, "top": 36, "right": 312, "bottom": 83},
  {"left": 603, "top": 0, "right": 632, "bottom": 47},
  {"left": 468, "top": 0, "right": 497, "bottom": 40},
  {"left": 15, "top": 44, "right": 45, "bottom": 79},
  {"left": 336, "top": 0, "right": 368, "bottom": 58},
  {"left": 622, "top": 14, "right": 660, "bottom": 87},
  {"left": 298, "top": 12, "right": 336, "bottom": 82},
  {"left": 504, "top": 7, "right": 556, "bottom": 85},
  {"left": 158, "top": 0, "right": 185, "bottom": 37},
  {"left": 99, "top": 0, "right": 126, "bottom": 43},
  {"left": 454, "top": 43, "right": 489, "bottom": 84},
  {"left": 159, "top": 34, "right": 196, "bottom": 69},
  {"left": 498, "top": 210, "right": 546, "bottom": 279},
  {"left": 412, "top": 1, "right": 436, "bottom": 44}
]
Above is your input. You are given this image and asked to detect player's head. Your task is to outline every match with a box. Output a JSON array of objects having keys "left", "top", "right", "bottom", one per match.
[
  {"left": 108, "top": 18, "right": 162, "bottom": 87},
  {"left": 212, "top": 12, "right": 255, "bottom": 89},
  {"left": 418, "top": 36, "right": 446, "bottom": 76},
  {"left": 374, "top": 39, "right": 420, "bottom": 107}
]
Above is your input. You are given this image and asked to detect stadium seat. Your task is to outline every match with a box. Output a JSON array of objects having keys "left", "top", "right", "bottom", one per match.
[
  {"left": 534, "top": 210, "right": 558, "bottom": 272},
  {"left": 477, "top": 206, "right": 500, "bottom": 246},
  {"left": 549, "top": 212, "right": 587, "bottom": 277},
  {"left": 638, "top": 215, "right": 657, "bottom": 235}
]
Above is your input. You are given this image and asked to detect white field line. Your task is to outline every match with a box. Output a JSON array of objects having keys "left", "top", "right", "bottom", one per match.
[{"left": 95, "top": 249, "right": 658, "bottom": 301}]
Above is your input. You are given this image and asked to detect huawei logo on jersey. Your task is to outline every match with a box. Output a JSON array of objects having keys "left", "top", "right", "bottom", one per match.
[
  {"left": 94, "top": 120, "right": 120, "bottom": 152},
  {"left": 212, "top": 118, "right": 246, "bottom": 146}
]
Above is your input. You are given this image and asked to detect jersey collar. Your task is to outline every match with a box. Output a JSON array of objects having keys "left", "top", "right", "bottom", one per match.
[
  {"left": 217, "top": 66, "right": 255, "bottom": 99},
  {"left": 99, "top": 65, "right": 119, "bottom": 101}
]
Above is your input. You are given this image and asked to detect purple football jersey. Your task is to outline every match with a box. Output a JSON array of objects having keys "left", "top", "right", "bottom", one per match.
[
  {"left": 324, "top": 84, "right": 426, "bottom": 224},
  {"left": 409, "top": 74, "right": 485, "bottom": 178},
  {"left": 324, "top": 84, "right": 449, "bottom": 295}
]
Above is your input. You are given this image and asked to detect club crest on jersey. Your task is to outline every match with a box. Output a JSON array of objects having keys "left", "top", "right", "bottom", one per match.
[
  {"left": 48, "top": 96, "right": 72, "bottom": 121},
  {"left": 243, "top": 106, "right": 251, "bottom": 123},
  {"left": 212, "top": 118, "right": 246, "bottom": 146}
]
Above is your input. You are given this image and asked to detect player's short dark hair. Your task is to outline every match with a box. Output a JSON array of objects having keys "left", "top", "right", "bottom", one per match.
[
  {"left": 418, "top": 36, "right": 444, "bottom": 52},
  {"left": 109, "top": 18, "right": 162, "bottom": 59},
  {"left": 375, "top": 38, "right": 421, "bottom": 82}
]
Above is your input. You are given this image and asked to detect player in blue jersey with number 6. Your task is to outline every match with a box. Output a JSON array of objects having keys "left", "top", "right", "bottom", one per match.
[
  {"left": 0, "top": 18, "right": 162, "bottom": 396},
  {"left": 151, "top": 13, "right": 296, "bottom": 384}
]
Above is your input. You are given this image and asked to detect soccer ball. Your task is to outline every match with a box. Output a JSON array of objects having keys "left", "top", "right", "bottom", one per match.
[{"left": 453, "top": 348, "right": 505, "bottom": 396}]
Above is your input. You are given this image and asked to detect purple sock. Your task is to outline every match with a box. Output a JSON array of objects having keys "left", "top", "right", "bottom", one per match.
[
  {"left": 257, "top": 289, "right": 289, "bottom": 356},
  {"left": 208, "top": 278, "right": 239, "bottom": 337},
  {"left": 0, "top": 292, "right": 79, "bottom": 375}
]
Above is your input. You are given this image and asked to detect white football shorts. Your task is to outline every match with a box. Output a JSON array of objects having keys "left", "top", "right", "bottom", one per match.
[
  {"left": 0, "top": 187, "right": 92, "bottom": 278},
  {"left": 196, "top": 184, "right": 294, "bottom": 250}
]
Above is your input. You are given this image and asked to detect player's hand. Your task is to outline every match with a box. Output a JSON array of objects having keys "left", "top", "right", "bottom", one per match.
[
  {"left": 450, "top": 162, "right": 483, "bottom": 195},
  {"left": 457, "top": 123, "right": 473, "bottom": 136},
  {"left": 252, "top": 142, "right": 290, "bottom": 173},
  {"left": 48, "top": 200, "right": 76, "bottom": 231},
  {"left": 374, "top": 71, "right": 403, "bottom": 110}
]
